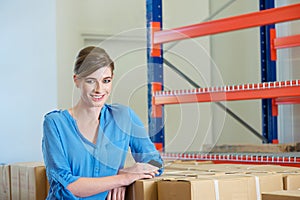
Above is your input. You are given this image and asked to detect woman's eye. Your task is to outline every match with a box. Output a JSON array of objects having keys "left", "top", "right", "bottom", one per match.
[
  {"left": 85, "top": 79, "right": 95, "bottom": 84},
  {"left": 103, "top": 79, "right": 111, "bottom": 84}
]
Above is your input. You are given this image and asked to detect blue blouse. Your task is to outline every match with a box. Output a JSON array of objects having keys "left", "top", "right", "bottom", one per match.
[{"left": 42, "top": 104, "right": 163, "bottom": 199}]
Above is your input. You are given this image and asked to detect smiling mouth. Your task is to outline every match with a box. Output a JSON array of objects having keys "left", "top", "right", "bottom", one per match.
[{"left": 91, "top": 94, "right": 105, "bottom": 101}]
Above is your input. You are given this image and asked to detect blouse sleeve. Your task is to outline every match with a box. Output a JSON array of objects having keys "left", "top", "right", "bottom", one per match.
[
  {"left": 128, "top": 108, "right": 164, "bottom": 174},
  {"left": 42, "top": 114, "right": 80, "bottom": 199}
]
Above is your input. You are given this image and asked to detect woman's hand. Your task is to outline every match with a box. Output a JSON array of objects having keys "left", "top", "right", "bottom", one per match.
[
  {"left": 106, "top": 187, "right": 126, "bottom": 200},
  {"left": 119, "top": 162, "right": 159, "bottom": 175},
  {"left": 118, "top": 162, "right": 159, "bottom": 186},
  {"left": 105, "top": 163, "right": 159, "bottom": 200}
]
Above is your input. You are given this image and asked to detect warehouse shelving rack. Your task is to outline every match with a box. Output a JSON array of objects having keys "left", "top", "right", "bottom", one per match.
[{"left": 146, "top": 1, "right": 300, "bottom": 167}]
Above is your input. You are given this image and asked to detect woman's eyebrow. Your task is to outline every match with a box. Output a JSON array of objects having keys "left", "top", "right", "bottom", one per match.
[
  {"left": 84, "top": 77, "right": 94, "bottom": 79},
  {"left": 85, "top": 76, "right": 112, "bottom": 79}
]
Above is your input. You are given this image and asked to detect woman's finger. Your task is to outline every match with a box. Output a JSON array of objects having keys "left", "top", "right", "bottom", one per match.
[
  {"left": 117, "top": 187, "right": 122, "bottom": 200},
  {"left": 106, "top": 190, "right": 112, "bottom": 200},
  {"left": 121, "top": 187, "right": 126, "bottom": 200},
  {"left": 112, "top": 188, "right": 117, "bottom": 200}
]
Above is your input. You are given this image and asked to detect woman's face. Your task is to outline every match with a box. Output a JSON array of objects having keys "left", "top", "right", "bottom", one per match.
[{"left": 75, "top": 66, "right": 113, "bottom": 108}]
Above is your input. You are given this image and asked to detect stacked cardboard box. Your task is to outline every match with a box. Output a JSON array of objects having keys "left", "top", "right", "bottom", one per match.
[
  {"left": 282, "top": 173, "right": 300, "bottom": 190},
  {"left": 157, "top": 173, "right": 283, "bottom": 200},
  {"left": 10, "top": 162, "right": 47, "bottom": 200},
  {"left": 3, "top": 160, "right": 300, "bottom": 200},
  {"left": 125, "top": 177, "right": 165, "bottom": 200},
  {"left": 125, "top": 160, "right": 210, "bottom": 200},
  {"left": 0, "top": 164, "right": 11, "bottom": 200},
  {"left": 262, "top": 190, "right": 300, "bottom": 200},
  {"left": 126, "top": 161, "right": 300, "bottom": 200},
  {"left": 158, "top": 175, "right": 258, "bottom": 200}
]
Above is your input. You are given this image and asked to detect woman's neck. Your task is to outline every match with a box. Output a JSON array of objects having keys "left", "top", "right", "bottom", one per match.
[{"left": 70, "top": 101, "right": 102, "bottom": 122}]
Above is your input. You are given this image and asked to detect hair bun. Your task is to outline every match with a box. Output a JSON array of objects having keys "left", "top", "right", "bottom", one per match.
[{"left": 74, "top": 46, "right": 114, "bottom": 77}]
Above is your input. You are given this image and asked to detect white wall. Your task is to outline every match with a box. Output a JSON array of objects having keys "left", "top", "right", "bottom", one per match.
[
  {"left": 3, "top": 0, "right": 288, "bottom": 163},
  {"left": 162, "top": 1, "right": 212, "bottom": 152},
  {"left": 59, "top": 0, "right": 211, "bottom": 153},
  {"left": 56, "top": 0, "right": 147, "bottom": 109},
  {"left": 210, "top": 1, "right": 262, "bottom": 145},
  {"left": 0, "top": 0, "right": 210, "bottom": 163},
  {"left": 56, "top": 0, "right": 84, "bottom": 109},
  {"left": 0, "top": 0, "right": 56, "bottom": 163}
]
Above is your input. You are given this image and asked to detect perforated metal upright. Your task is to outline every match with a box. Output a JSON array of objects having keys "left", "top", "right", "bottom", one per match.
[
  {"left": 146, "top": 0, "right": 164, "bottom": 151},
  {"left": 260, "top": 0, "right": 278, "bottom": 143}
]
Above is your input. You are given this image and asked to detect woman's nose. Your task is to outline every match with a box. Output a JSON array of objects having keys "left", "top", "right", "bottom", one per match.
[{"left": 94, "top": 81, "right": 102, "bottom": 92}]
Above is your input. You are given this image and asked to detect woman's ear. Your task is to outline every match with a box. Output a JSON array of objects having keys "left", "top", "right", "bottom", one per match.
[{"left": 73, "top": 75, "right": 80, "bottom": 88}]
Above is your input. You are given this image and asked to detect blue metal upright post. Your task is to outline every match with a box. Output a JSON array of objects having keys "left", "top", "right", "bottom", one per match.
[
  {"left": 260, "top": 0, "right": 278, "bottom": 143},
  {"left": 146, "top": 0, "right": 164, "bottom": 151}
]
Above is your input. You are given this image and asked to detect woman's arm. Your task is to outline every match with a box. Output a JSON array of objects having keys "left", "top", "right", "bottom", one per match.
[
  {"left": 67, "top": 163, "right": 157, "bottom": 198},
  {"left": 127, "top": 108, "right": 164, "bottom": 173}
]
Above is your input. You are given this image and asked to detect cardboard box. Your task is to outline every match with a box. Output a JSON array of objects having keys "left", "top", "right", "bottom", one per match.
[
  {"left": 243, "top": 165, "right": 300, "bottom": 173},
  {"left": 125, "top": 174, "right": 193, "bottom": 200},
  {"left": 125, "top": 177, "right": 161, "bottom": 200},
  {"left": 281, "top": 173, "right": 300, "bottom": 190},
  {"left": 126, "top": 163, "right": 291, "bottom": 200},
  {"left": 158, "top": 178, "right": 215, "bottom": 200},
  {"left": 0, "top": 164, "right": 11, "bottom": 200},
  {"left": 164, "top": 162, "right": 213, "bottom": 171},
  {"left": 262, "top": 190, "right": 300, "bottom": 200},
  {"left": 170, "top": 160, "right": 213, "bottom": 165},
  {"left": 158, "top": 175, "right": 257, "bottom": 200},
  {"left": 244, "top": 173, "right": 283, "bottom": 194},
  {"left": 10, "top": 162, "right": 47, "bottom": 200},
  {"left": 163, "top": 169, "right": 224, "bottom": 178},
  {"left": 211, "top": 175, "right": 257, "bottom": 200}
]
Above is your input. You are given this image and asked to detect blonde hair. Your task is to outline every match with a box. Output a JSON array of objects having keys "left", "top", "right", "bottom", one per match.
[{"left": 74, "top": 46, "right": 114, "bottom": 78}]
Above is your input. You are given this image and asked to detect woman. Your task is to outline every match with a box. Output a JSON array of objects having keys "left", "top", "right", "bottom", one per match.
[{"left": 42, "top": 46, "right": 163, "bottom": 199}]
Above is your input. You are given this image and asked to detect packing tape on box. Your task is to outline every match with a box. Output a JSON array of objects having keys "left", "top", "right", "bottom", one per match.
[
  {"left": 213, "top": 180, "right": 220, "bottom": 200},
  {"left": 255, "top": 176, "right": 261, "bottom": 200},
  {"left": 213, "top": 175, "right": 262, "bottom": 200},
  {"left": 244, "top": 174, "right": 262, "bottom": 200},
  {"left": 243, "top": 174, "right": 262, "bottom": 200}
]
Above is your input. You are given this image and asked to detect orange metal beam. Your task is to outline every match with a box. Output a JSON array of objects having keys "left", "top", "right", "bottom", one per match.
[
  {"left": 270, "top": 29, "right": 277, "bottom": 61},
  {"left": 274, "top": 34, "right": 300, "bottom": 49},
  {"left": 272, "top": 96, "right": 300, "bottom": 116},
  {"left": 150, "top": 22, "right": 161, "bottom": 57},
  {"left": 154, "top": 3, "right": 300, "bottom": 44},
  {"left": 272, "top": 98, "right": 279, "bottom": 117},
  {"left": 151, "top": 82, "right": 163, "bottom": 117},
  {"left": 153, "top": 80, "right": 300, "bottom": 105},
  {"left": 274, "top": 96, "right": 300, "bottom": 105}
]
